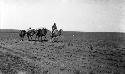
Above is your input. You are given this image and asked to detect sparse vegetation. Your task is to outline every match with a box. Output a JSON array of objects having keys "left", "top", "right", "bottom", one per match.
[{"left": 0, "top": 30, "right": 125, "bottom": 74}]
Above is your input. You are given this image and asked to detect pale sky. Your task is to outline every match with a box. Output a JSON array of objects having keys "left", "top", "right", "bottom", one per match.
[{"left": 0, "top": 0, "right": 125, "bottom": 32}]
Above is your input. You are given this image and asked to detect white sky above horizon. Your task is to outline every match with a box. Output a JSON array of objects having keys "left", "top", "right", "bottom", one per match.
[{"left": 0, "top": 0, "right": 125, "bottom": 32}]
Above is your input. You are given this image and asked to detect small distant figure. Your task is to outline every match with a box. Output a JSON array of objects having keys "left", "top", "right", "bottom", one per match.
[
  {"left": 52, "top": 23, "right": 57, "bottom": 33},
  {"left": 26, "top": 27, "right": 32, "bottom": 32}
]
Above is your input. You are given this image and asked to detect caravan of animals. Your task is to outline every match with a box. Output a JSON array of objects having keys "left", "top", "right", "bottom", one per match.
[
  {"left": 19, "top": 23, "right": 63, "bottom": 42},
  {"left": 0, "top": 23, "right": 125, "bottom": 74}
]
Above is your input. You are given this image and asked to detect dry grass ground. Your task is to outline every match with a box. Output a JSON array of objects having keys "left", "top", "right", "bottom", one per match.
[{"left": 0, "top": 30, "right": 125, "bottom": 74}]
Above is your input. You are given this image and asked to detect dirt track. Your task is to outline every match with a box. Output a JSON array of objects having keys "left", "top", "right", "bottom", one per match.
[{"left": 0, "top": 32, "right": 125, "bottom": 74}]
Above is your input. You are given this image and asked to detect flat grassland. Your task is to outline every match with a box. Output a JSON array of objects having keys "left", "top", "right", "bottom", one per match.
[{"left": 0, "top": 29, "right": 125, "bottom": 74}]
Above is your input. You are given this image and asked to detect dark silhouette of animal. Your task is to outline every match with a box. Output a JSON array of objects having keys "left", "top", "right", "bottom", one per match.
[
  {"left": 19, "top": 30, "right": 26, "bottom": 41},
  {"left": 35, "top": 28, "right": 48, "bottom": 41},
  {"left": 26, "top": 29, "right": 36, "bottom": 41},
  {"left": 51, "top": 29, "right": 63, "bottom": 38},
  {"left": 51, "top": 29, "right": 63, "bottom": 42}
]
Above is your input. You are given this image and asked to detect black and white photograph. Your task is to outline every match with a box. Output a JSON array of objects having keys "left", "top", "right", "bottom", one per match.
[{"left": 0, "top": 0, "right": 125, "bottom": 74}]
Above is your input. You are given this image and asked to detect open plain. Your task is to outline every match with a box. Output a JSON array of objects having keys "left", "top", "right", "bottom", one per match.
[{"left": 0, "top": 29, "right": 125, "bottom": 74}]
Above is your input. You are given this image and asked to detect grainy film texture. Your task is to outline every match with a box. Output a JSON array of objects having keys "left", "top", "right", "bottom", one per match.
[{"left": 0, "top": 0, "right": 125, "bottom": 74}]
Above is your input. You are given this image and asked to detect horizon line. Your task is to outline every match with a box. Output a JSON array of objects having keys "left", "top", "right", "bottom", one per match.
[{"left": 0, "top": 28, "right": 124, "bottom": 33}]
